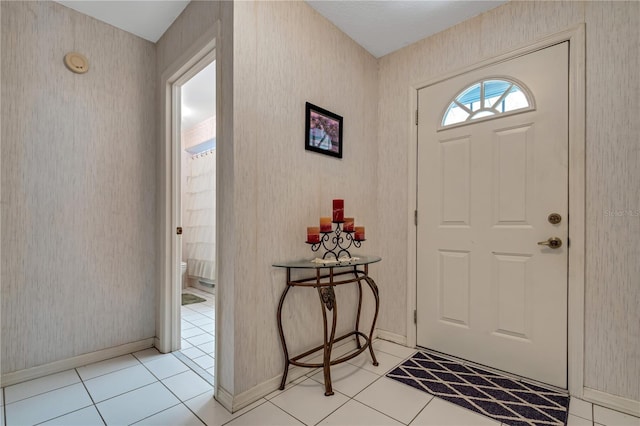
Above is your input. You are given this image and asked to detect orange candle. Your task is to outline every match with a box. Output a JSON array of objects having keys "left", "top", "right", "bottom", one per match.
[
  {"left": 354, "top": 226, "right": 365, "bottom": 241},
  {"left": 320, "top": 217, "right": 332, "bottom": 233},
  {"left": 307, "top": 226, "right": 320, "bottom": 243},
  {"left": 332, "top": 199, "right": 344, "bottom": 222},
  {"left": 343, "top": 217, "right": 355, "bottom": 232}
]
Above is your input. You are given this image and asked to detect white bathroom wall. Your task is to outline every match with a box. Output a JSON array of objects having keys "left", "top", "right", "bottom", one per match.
[
  {"left": 1, "top": 1, "right": 157, "bottom": 374},
  {"left": 181, "top": 115, "right": 216, "bottom": 282},
  {"left": 183, "top": 150, "right": 217, "bottom": 285}
]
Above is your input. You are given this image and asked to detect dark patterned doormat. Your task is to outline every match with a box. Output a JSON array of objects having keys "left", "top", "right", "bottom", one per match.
[{"left": 386, "top": 350, "right": 569, "bottom": 426}]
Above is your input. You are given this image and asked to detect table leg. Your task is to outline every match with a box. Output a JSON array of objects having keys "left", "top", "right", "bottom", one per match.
[
  {"left": 318, "top": 286, "right": 337, "bottom": 396},
  {"left": 354, "top": 272, "right": 363, "bottom": 349},
  {"left": 364, "top": 276, "right": 380, "bottom": 366},
  {"left": 277, "top": 285, "right": 292, "bottom": 390}
]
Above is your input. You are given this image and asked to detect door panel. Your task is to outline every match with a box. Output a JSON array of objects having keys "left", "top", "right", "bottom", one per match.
[{"left": 416, "top": 42, "right": 569, "bottom": 388}]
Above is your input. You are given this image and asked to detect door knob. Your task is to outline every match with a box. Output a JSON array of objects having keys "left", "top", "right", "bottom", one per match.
[{"left": 537, "top": 237, "right": 562, "bottom": 249}]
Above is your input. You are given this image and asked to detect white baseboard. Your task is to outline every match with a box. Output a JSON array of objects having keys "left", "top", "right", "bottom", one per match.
[
  {"left": 583, "top": 387, "right": 640, "bottom": 418},
  {"left": 375, "top": 329, "right": 408, "bottom": 346},
  {"left": 0, "top": 338, "right": 155, "bottom": 387},
  {"left": 215, "top": 385, "right": 234, "bottom": 412},
  {"left": 230, "top": 364, "right": 311, "bottom": 412}
]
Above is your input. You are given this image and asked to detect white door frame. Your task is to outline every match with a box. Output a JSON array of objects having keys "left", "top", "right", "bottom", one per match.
[
  {"left": 158, "top": 22, "right": 220, "bottom": 363},
  {"left": 406, "top": 25, "right": 586, "bottom": 397}
]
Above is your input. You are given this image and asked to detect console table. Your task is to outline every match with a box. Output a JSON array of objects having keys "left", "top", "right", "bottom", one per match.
[{"left": 273, "top": 255, "right": 381, "bottom": 396}]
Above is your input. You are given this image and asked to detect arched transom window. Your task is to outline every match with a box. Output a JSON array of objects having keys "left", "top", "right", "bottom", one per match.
[{"left": 441, "top": 78, "right": 534, "bottom": 128}]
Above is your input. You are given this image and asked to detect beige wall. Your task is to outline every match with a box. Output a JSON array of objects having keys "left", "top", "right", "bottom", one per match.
[
  {"left": 231, "top": 1, "right": 379, "bottom": 395},
  {"left": 583, "top": 1, "right": 639, "bottom": 401},
  {"left": 1, "top": 1, "right": 157, "bottom": 374},
  {"left": 378, "top": 1, "right": 639, "bottom": 401}
]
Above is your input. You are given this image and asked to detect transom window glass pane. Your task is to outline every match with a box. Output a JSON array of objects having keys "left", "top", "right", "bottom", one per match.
[{"left": 442, "top": 78, "right": 533, "bottom": 127}]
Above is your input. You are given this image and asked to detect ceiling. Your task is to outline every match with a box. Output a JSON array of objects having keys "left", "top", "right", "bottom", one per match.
[
  {"left": 54, "top": 0, "right": 506, "bottom": 57},
  {"left": 181, "top": 61, "right": 216, "bottom": 131},
  {"left": 53, "top": 0, "right": 506, "bottom": 130},
  {"left": 54, "top": 1, "right": 190, "bottom": 43},
  {"left": 306, "top": 1, "right": 506, "bottom": 58}
]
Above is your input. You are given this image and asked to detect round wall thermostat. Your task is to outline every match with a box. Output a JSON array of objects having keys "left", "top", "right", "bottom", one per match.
[{"left": 64, "top": 52, "right": 89, "bottom": 74}]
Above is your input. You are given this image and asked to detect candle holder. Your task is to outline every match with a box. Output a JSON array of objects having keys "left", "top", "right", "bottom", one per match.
[{"left": 307, "top": 221, "right": 364, "bottom": 260}]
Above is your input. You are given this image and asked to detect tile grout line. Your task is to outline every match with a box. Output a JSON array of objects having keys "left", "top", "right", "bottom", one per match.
[
  {"left": 262, "top": 399, "right": 310, "bottom": 426},
  {"left": 26, "top": 372, "right": 97, "bottom": 426},
  {"left": 76, "top": 355, "right": 144, "bottom": 383},
  {"left": 268, "top": 375, "right": 344, "bottom": 425},
  {"left": 2, "top": 380, "right": 86, "bottom": 408},
  {"left": 111, "top": 357, "right": 190, "bottom": 425},
  {"left": 75, "top": 367, "right": 108, "bottom": 426},
  {"left": 349, "top": 373, "right": 414, "bottom": 425},
  {"left": 312, "top": 392, "right": 352, "bottom": 426},
  {"left": 129, "top": 402, "right": 194, "bottom": 426},
  {"left": 406, "top": 393, "right": 437, "bottom": 426},
  {"left": 171, "top": 352, "right": 214, "bottom": 387},
  {"left": 217, "top": 398, "right": 270, "bottom": 426},
  {"left": 134, "top": 352, "right": 192, "bottom": 383},
  {"left": 133, "top": 347, "right": 214, "bottom": 424}
]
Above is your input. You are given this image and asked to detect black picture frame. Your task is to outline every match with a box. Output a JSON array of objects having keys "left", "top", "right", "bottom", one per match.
[{"left": 305, "top": 102, "right": 343, "bottom": 159}]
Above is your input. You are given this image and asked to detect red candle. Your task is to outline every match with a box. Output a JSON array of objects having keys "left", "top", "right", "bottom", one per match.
[
  {"left": 332, "top": 199, "right": 344, "bottom": 222},
  {"left": 320, "top": 217, "right": 332, "bottom": 233},
  {"left": 354, "top": 226, "right": 365, "bottom": 241},
  {"left": 343, "top": 217, "right": 355, "bottom": 232},
  {"left": 307, "top": 227, "right": 320, "bottom": 243}
]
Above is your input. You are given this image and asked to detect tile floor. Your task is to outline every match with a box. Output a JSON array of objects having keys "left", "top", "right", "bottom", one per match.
[
  {"left": 2, "top": 293, "right": 638, "bottom": 425},
  {"left": 176, "top": 287, "right": 216, "bottom": 386}
]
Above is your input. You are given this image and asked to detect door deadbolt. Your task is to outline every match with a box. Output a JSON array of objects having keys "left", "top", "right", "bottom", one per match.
[
  {"left": 176, "top": 227, "right": 183, "bottom": 235},
  {"left": 548, "top": 213, "right": 562, "bottom": 224},
  {"left": 537, "top": 237, "right": 562, "bottom": 249}
]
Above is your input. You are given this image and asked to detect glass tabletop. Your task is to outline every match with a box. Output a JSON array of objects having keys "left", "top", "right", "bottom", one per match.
[{"left": 273, "top": 255, "right": 381, "bottom": 269}]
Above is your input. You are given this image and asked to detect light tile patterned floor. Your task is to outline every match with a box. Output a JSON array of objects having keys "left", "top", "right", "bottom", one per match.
[{"left": 1, "top": 290, "right": 637, "bottom": 425}]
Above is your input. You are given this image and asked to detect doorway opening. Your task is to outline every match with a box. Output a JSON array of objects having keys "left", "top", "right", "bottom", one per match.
[{"left": 170, "top": 53, "right": 217, "bottom": 385}]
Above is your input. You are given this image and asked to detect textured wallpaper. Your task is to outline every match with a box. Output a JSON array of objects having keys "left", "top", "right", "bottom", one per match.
[
  {"left": 583, "top": 1, "right": 640, "bottom": 401},
  {"left": 231, "top": 1, "right": 379, "bottom": 395},
  {"left": 378, "top": 1, "right": 639, "bottom": 401},
  {"left": 1, "top": 2, "right": 157, "bottom": 374}
]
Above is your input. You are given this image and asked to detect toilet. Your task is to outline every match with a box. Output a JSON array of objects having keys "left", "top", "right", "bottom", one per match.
[{"left": 181, "top": 262, "right": 187, "bottom": 289}]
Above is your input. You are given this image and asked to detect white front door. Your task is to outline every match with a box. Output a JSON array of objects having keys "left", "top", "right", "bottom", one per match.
[{"left": 416, "top": 42, "right": 569, "bottom": 388}]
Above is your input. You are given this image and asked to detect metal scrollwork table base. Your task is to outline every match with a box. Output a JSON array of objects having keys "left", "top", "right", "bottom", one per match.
[{"left": 273, "top": 256, "right": 381, "bottom": 396}]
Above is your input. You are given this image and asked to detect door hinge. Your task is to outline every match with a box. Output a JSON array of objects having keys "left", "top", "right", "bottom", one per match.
[
  {"left": 415, "top": 109, "right": 419, "bottom": 125},
  {"left": 414, "top": 310, "right": 417, "bottom": 324},
  {"left": 414, "top": 210, "right": 418, "bottom": 226}
]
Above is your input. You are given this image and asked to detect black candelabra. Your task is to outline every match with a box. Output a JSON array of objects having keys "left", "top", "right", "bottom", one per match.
[{"left": 307, "top": 222, "right": 364, "bottom": 260}]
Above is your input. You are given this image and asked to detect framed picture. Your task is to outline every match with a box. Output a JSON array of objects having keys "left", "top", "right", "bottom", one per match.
[{"left": 305, "top": 102, "right": 343, "bottom": 159}]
